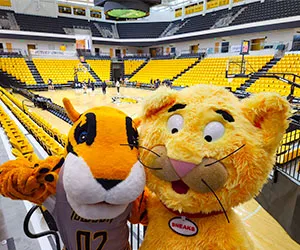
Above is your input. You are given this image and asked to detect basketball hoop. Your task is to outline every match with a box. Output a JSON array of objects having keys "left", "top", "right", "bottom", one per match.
[{"left": 226, "top": 58, "right": 248, "bottom": 79}]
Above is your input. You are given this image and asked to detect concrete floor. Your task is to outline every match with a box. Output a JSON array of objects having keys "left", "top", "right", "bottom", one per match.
[{"left": 0, "top": 136, "right": 41, "bottom": 250}]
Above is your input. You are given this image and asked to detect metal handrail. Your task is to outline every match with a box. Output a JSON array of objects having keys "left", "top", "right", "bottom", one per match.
[{"left": 23, "top": 205, "right": 61, "bottom": 250}]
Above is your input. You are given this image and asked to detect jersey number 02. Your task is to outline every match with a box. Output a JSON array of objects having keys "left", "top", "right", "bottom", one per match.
[{"left": 76, "top": 230, "right": 108, "bottom": 250}]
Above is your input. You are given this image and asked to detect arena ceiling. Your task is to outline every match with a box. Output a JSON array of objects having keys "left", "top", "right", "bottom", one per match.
[{"left": 58, "top": 0, "right": 199, "bottom": 10}]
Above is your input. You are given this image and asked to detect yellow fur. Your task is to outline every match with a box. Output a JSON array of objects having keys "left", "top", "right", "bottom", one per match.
[{"left": 138, "top": 85, "right": 290, "bottom": 249}]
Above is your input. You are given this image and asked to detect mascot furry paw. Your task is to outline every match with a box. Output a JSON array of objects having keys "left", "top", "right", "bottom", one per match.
[
  {"left": 137, "top": 85, "right": 290, "bottom": 250},
  {"left": 0, "top": 98, "right": 147, "bottom": 250}
]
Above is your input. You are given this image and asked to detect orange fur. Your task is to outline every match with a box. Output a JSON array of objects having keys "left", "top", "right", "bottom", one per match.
[
  {"left": 0, "top": 156, "right": 62, "bottom": 204},
  {"left": 0, "top": 99, "right": 144, "bottom": 219},
  {"left": 65, "top": 105, "right": 139, "bottom": 180}
]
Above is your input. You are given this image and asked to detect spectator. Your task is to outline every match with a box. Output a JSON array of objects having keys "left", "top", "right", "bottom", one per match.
[{"left": 48, "top": 79, "right": 54, "bottom": 90}]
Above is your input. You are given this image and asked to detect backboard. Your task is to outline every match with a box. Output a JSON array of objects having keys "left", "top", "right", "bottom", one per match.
[{"left": 226, "top": 58, "right": 249, "bottom": 78}]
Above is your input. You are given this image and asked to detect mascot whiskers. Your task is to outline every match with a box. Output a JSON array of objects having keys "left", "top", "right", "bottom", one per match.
[
  {"left": 137, "top": 85, "right": 290, "bottom": 250},
  {"left": 0, "top": 98, "right": 147, "bottom": 250}
]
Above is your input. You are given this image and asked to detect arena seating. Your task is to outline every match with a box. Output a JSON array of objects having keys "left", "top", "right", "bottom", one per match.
[
  {"left": 86, "top": 59, "right": 111, "bottom": 81},
  {"left": 0, "top": 87, "right": 65, "bottom": 156},
  {"left": 33, "top": 59, "right": 95, "bottom": 84},
  {"left": 174, "top": 0, "right": 300, "bottom": 35},
  {"left": 277, "top": 129, "right": 300, "bottom": 165},
  {"left": 269, "top": 54, "right": 300, "bottom": 79},
  {"left": 0, "top": 51, "right": 22, "bottom": 57},
  {"left": 0, "top": 104, "right": 37, "bottom": 161},
  {"left": 0, "top": 0, "right": 298, "bottom": 39},
  {"left": 117, "top": 22, "right": 169, "bottom": 38},
  {"left": 14, "top": 14, "right": 112, "bottom": 37},
  {"left": 0, "top": 57, "right": 36, "bottom": 84},
  {"left": 123, "top": 55, "right": 149, "bottom": 60},
  {"left": 248, "top": 54, "right": 300, "bottom": 97},
  {"left": 178, "top": 53, "right": 205, "bottom": 59},
  {"left": 124, "top": 60, "right": 145, "bottom": 75},
  {"left": 173, "top": 55, "right": 272, "bottom": 91},
  {"left": 85, "top": 55, "right": 111, "bottom": 60},
  {"left": 130, "top": 58, "right": 198, "bottom": 84},
  {"left": 231, "top": 0, "right": 300, "bottom": 26},
  {"left": 173, "top": 6, "right": 243, "bottom": 35}
]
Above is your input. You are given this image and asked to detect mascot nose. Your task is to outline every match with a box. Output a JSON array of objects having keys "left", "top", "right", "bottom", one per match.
[
  {"left": 96, "top": 179, "right": 122, "bottom": 190},
  {"left": 170, "top": 159, "right": 197, "bottom": 178}
]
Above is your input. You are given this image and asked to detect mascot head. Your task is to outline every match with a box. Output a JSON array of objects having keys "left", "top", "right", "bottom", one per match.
[
  {"left": 138, "top": 85, "right": 290, "bottom": 214},
  {"left": 62, "top": 98, "right": 145, "bottom": 219}
]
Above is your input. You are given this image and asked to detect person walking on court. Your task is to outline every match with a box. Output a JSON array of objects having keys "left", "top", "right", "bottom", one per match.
[
  {"left": 91, "top": 81, "right": 95, "bottom": 91},
  {"left": 102, "top": 81, "right": 107, "bottom": 95},
  {"left": 116, "top": 79, "right": 120, "bottom": 94}
]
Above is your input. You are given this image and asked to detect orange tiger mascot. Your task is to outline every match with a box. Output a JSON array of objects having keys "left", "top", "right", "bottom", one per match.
[{"left": 0, "top": 98, "right": 147, "bottom": 250}]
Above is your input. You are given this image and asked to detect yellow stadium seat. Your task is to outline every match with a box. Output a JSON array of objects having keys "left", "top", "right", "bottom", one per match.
[
  {"left": 33, "top": 59, "right": 96, "bottom": 84},
  {"left": 0, "top": 57, "right": 36, "bottom": 85},
  {"left": 130, "top": 58, "right": 198, "bottom": 83},
  {"left": 86, "top": 59, "right": 111, "bottom": 82}
]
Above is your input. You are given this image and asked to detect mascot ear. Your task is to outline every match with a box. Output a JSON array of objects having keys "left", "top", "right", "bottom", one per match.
[
  {"left": 141, "top": 87, "right": 177, "bottom": 119},
  {"left": 63, "top": 98, "right": 80, "bottom": 122},
  {"left": 242, "top": 92, "right": 290, "bottom": 153}
]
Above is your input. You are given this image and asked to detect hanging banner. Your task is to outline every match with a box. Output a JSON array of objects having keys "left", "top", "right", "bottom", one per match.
[{"left": 30, "top": 50, "right": 77, "bottom": 57}]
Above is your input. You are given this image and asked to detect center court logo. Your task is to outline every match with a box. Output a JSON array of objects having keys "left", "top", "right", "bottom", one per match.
[{"left": 111, "top": 96, "right": 140, "bottom": 104}]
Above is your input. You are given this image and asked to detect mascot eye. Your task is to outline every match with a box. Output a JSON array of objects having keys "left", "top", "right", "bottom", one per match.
[
  {"left": 203, "top": 122, "right": 225, "bottom": 142},
  {"left": 167, "top": 114, "right": 184, "bottom": 134},
  {"left": 78, "top": 131, "right": 88, "bottom": 143}
]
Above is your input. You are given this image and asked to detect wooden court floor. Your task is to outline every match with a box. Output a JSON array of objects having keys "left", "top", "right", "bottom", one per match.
[{"left": 15, "top": 87, "right": 300, "bottom": 250}]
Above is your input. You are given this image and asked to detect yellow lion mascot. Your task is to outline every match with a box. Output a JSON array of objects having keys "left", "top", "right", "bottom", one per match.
[
  {"left": 137, "top": 85, "right": 290, "bottom": 250},
  {"left": 0, "top": 98, "right": 147, "bottom": 250}
]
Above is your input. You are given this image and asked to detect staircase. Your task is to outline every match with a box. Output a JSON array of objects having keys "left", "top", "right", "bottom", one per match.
[
  {"left": 238, "top": 57, "right": 281, "bottom": 92},
  {"left": 82, "top": 61, "right": 102, "bottom": 83},
  {"left": 0, "top": 69, "right": 25, "bottom": 88},
  {"left": 7, "top": 12, "right": 20, "bottom": 30},
  {"left": 94, "top": 23, "right": 115, "bottom": 38},
  {"left": 112, "top": 24, "right": 119, "bottom": 39},
  {"left": 26, "top": 61, "right": 44, "bottom": 84},
  {"left": 171, "top": 57, "right": 202, "bottom": 82},
  {"left": 161, "top": 20, "right": 190, "bottom": 37},
  {"left": 211, "top": 6, "right": 247, "bottom": 29},
  {"left": 127, "top": 58, "right": 150, "bottom": 79}
]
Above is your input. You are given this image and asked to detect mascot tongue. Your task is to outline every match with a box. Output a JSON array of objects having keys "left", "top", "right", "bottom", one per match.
[{"left": 172, "top": 180, "right": 189, "bottom": 194}]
